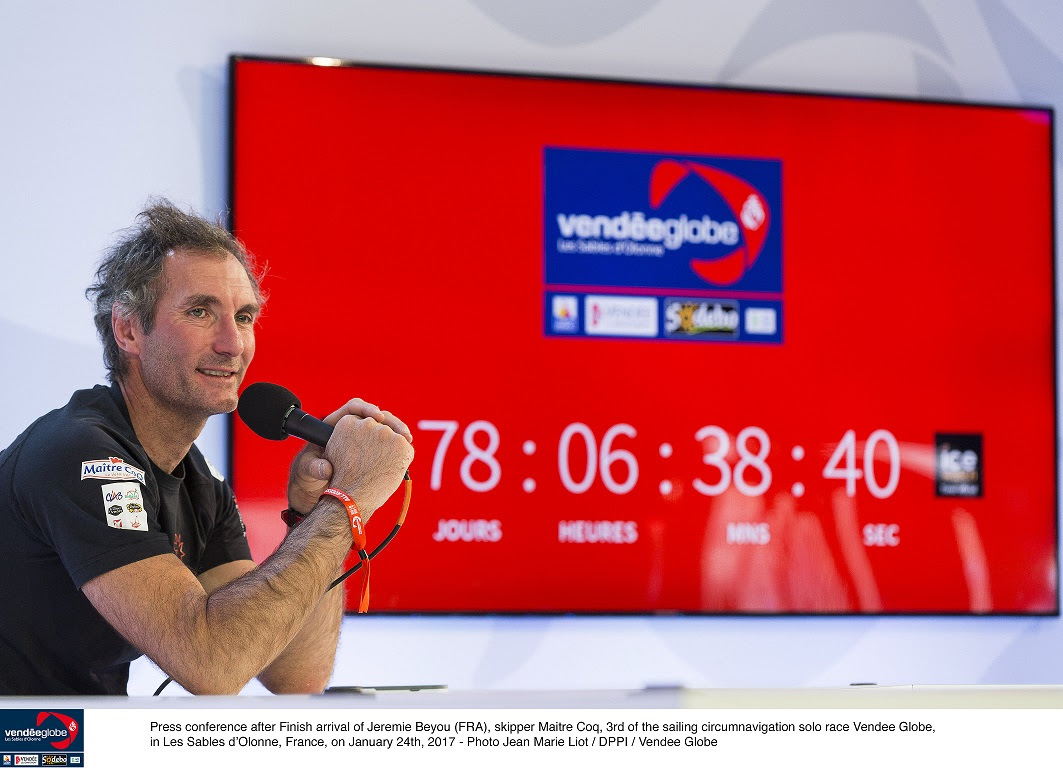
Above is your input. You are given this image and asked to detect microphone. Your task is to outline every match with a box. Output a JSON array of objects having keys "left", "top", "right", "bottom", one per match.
[
  {"left": 238, "top": 381, "right": 412, "bottom": 598},
  {"left": 237, "top": 382, "right": 333, "bottom": 446}
]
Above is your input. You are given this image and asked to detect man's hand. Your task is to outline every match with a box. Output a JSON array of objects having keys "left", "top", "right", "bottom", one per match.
[{"left": 287, "top": 398, "right": 413, "bottom": 518}]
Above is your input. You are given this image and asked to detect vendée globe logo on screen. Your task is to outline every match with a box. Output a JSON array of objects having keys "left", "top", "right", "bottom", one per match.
[{"left": 543, "top": 147, "right": 782, "bottom": 294}]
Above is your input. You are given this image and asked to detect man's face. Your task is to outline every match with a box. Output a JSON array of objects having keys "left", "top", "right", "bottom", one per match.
[{"left": 134, "top": 248, "right": 259, "bottom": 420}]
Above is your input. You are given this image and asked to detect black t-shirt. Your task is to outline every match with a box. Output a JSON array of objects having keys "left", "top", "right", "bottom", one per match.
[{"left": 0, "top": 384, "right": 251, "bottom": 695}]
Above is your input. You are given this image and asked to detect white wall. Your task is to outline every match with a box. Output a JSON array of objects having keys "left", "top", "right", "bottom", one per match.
[{"left": 3, "top": 0, "right": 1062, "bottom": 694}]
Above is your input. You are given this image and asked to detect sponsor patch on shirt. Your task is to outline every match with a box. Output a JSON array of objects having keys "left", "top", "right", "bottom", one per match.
[
  {"left": 100, "top": 482, "right": 149, "bottom": 531},
  {"left": 80, "top": 456, "right": 146, "bottom": 484}
]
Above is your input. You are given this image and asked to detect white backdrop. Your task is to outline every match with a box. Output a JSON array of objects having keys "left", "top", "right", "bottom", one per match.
[{"left": 2, "top": 0, "right": 1061, "bottom": 694}]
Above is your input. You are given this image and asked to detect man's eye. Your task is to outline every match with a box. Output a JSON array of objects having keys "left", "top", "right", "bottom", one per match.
[
  {"left": 188, "top": 307, "right": 207, "bottom": 318},
  {"left": 236, "top": 313, "right": 255, "bottom": 325}
]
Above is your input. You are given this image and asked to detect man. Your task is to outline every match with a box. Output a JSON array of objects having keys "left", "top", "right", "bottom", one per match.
[{"left": 0, "top": 200, "right": 414, "bottom": 695}]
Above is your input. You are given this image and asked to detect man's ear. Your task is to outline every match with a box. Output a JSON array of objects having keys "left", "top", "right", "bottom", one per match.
[{"left": 112, "top": 306, "right": 143, "bottom": 359}]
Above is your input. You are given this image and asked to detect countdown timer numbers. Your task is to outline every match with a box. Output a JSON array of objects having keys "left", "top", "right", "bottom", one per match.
[{"left": 417, "top": 421, "right": 901, "bottom": 500}]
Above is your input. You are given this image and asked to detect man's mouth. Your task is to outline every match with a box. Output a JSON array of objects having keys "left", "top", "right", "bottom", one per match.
[{"left": 198, "top": 368, "right": 238, "bottom": 378}]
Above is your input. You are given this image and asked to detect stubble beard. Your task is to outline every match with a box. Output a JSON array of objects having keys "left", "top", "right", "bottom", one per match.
[{"left": 141, "top": 354, "right": 244, "bottom": 427}]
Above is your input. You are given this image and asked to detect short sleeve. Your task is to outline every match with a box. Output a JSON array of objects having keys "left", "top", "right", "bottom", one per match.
[{"left": 14, "top": 420, "right": 173, "bottom": 588}]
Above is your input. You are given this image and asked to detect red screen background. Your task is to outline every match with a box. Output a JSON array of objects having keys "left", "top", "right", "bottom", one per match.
[{"left": 230, "top": 58, "right": 1057, "bottom": 615}]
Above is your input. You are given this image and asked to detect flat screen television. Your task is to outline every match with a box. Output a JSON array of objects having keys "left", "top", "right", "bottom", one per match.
[{"left": 229, "top": 55, "right": 1057, "bottom": 615}]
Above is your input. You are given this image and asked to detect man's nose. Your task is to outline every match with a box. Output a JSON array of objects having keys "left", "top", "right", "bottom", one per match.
[{"left": 213, "top": 315, "right": 246, "bottom": 358}]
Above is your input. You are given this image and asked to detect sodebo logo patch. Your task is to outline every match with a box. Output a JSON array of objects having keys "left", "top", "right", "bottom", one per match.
[{"left": 664, "top": 300, "right": 739, "bottom": 337}]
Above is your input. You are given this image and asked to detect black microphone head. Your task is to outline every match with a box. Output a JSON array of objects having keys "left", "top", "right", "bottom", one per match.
[{"left": 237, "top": 382, "right": 300, "bottom": 440}]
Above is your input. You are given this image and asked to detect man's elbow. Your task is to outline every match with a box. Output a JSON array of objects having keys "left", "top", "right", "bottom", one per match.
[
  {"left": 173, "top": 669, "right": 254, "bottom": 696},
  {"left": 259, "top": 670, "right": 331, "bottom": 695}
]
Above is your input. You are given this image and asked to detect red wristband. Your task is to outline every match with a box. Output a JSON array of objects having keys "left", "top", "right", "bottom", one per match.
[
  {"left": 319, "top": 487, "right": 367, "bottom": 551},
  {"left": 319, "top": 487, "right": 371, "bottom": 613}
]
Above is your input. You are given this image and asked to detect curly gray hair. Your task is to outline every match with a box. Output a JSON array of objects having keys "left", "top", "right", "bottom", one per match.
[{"left": 85, "top": 199, "right": 266, "bottom": 382}]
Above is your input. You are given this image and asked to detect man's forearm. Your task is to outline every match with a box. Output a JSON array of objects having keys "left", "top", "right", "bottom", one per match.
[
  {"left": 188, "top": 500, "right": 352, "bottom": 692},
  {"left": 256, "top": 536, "right": 347, "bottom": 693},
  {"left": 83, "top": 497, "right": 354, "bottom": 696}
]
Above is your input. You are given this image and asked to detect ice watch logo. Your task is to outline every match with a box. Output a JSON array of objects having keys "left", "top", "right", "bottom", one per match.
[{"left": 649, "top": 159, "right": 771, "bottom": 286}]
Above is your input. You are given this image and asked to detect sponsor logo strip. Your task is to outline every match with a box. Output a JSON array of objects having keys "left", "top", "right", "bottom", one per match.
[
  {"left": 543, "top": 147, "right": 783, "bottom": 344},
  {"left": 545, "top": 291, "right": 781, "bottom": 343}
]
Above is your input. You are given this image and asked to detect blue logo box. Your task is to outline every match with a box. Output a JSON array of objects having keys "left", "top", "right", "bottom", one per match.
[{"left": 543, "top": 147, "right": 783, "bottom": 343}]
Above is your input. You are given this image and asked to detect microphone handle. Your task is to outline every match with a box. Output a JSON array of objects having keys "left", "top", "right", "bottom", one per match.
[{"left": 285, "top": 409, "right": 335, "bottom": 447}]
